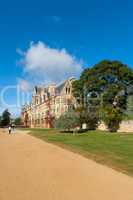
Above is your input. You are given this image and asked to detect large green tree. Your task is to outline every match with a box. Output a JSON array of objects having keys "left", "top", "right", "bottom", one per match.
[
  {"left": 73, "top": 60, "right": 133, "bottom": 132},
  {"left": 1, "top": 109, "right": 11, "bottom": 127}
]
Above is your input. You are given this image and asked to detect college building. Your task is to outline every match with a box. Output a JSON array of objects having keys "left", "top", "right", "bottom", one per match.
[{"left": 21, "top": 77, "right": 76, "bottom": 128}]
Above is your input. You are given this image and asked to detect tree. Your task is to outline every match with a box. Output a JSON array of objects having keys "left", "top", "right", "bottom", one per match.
[
  {"left": 82, "top": 60, "right": 133, "bottom": 92},
  {"left": 72, "top": 80, "right": 84, "bottom": 105},
  {"left": 125, "top": 96, "right": 133, "bottom": 120},
  {"left": 75, "top": 92, "right": 100, "bottom": 130},
  {"left": 101, "top": 84, "right": 128, "bottom": 132},
  {"left": 1, "top": 109, "right": 11, "bottom": 127},
  {"left": 0, "top": 116, "right": 2, "bottom": 126},
  {"left": 86, "top": 92, "right": 100, "bottom": 130},
  {"left": 73, "top": 60, "right": 133, "bottom": 132},
  {"left": 125, "top": 85, "right": 133, "bottom": 119},
  {"left": 14, "top": 117, "right": 21, "bottom": 126},
  {"left": 55, "top": 111, "right": 80, "bottom": 132}
]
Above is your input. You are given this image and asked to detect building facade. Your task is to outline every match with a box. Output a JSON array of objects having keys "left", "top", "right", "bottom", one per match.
[{"left": 21, "top": 77, "right": 76, "bottom": 128}]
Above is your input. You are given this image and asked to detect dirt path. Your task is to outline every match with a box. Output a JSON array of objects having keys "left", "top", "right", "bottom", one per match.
[{"left": 0, "top": 129, "right": 133, "bottom": 200}]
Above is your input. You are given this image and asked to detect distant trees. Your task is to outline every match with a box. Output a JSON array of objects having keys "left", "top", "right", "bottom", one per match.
[
  {"left": 0, "top": 109, "right": 11, "bottom": 127},
  {"left": 14, "top": 117, "right": 21, "bottom": 126},
  {"left": 0, "top": 110, "right": 22, "bottom": 127},
  {"left": 73, "top": 60, "right": 133, "bottom": 132}
]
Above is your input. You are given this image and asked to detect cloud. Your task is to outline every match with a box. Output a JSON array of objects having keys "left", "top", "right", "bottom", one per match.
[
  {"left": 17, "top": 78, "right": 31, "bottom": 92},
  {"left": 18, "top": 41, "right": 83, "bottom": 84},
  {"left": 16, "top": 48, "right": 25, "bottom": 56},
  {"left": 52, "top": 16, "right": 61, "bottom": 23}
]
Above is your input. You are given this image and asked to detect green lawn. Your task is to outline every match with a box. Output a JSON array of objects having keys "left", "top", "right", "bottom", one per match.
[{"left": 22, "top": 128, "right": 133, "bottom": 176}]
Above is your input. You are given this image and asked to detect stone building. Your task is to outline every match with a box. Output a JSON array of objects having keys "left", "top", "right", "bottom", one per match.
[{"left": 21, "top": 77, "right": 76, "bottom": 128}]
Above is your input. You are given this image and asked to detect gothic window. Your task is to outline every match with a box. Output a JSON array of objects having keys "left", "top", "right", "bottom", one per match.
[{"left": 66, "top": 86, "right": 71, "bottom": 94}]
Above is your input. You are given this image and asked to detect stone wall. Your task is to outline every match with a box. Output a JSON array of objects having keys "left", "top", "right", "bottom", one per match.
[{"left": 98, "top": 120, "right": 133, "bottom": 133}]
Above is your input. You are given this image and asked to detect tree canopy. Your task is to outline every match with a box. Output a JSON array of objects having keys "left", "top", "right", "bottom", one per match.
[
  {"left": 79, "top": 60, "right": 133, "bottom": 93},
  {"left": 72, "top": 60, "right": 133, "bottom": 132}
]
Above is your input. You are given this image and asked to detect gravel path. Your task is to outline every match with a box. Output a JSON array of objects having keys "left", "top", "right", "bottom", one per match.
[{"left": 0, "top": 129, "right": 133, "bottom": 200}]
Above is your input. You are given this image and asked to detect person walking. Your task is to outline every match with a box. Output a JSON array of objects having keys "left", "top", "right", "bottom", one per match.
[{"left": 8, "top": 126, "right": 11, "bottom": 134}]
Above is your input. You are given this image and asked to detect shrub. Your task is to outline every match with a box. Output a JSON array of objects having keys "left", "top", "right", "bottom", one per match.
[{"left": 55, "top": 111, "right": 80, "bottom": 132}]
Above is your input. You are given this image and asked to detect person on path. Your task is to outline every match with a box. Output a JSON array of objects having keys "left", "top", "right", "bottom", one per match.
[{"left": 8, "top": 126, "right": 11, "bottom": 134}]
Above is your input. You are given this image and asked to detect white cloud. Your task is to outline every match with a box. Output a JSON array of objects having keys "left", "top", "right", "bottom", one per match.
[
  {"left": 17, "top": 78, "right": 31, "bottom": 92},
  {"left": 18, "top": 41, "right": 83, "bottom": 84}
]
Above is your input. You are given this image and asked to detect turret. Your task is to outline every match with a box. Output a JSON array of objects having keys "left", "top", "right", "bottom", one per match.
[{"left": 48, "top": 83, "right": 56, "bottom": 96}]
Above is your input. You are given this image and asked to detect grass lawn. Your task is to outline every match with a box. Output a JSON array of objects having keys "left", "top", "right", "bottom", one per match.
[{"left": 22, "top": 128, "right": 133, "bottom": 176}]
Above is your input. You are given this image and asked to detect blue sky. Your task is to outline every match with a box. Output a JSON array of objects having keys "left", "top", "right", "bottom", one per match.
[{"left": 0, "top": 0, "right": 132, "bottom": 116}]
